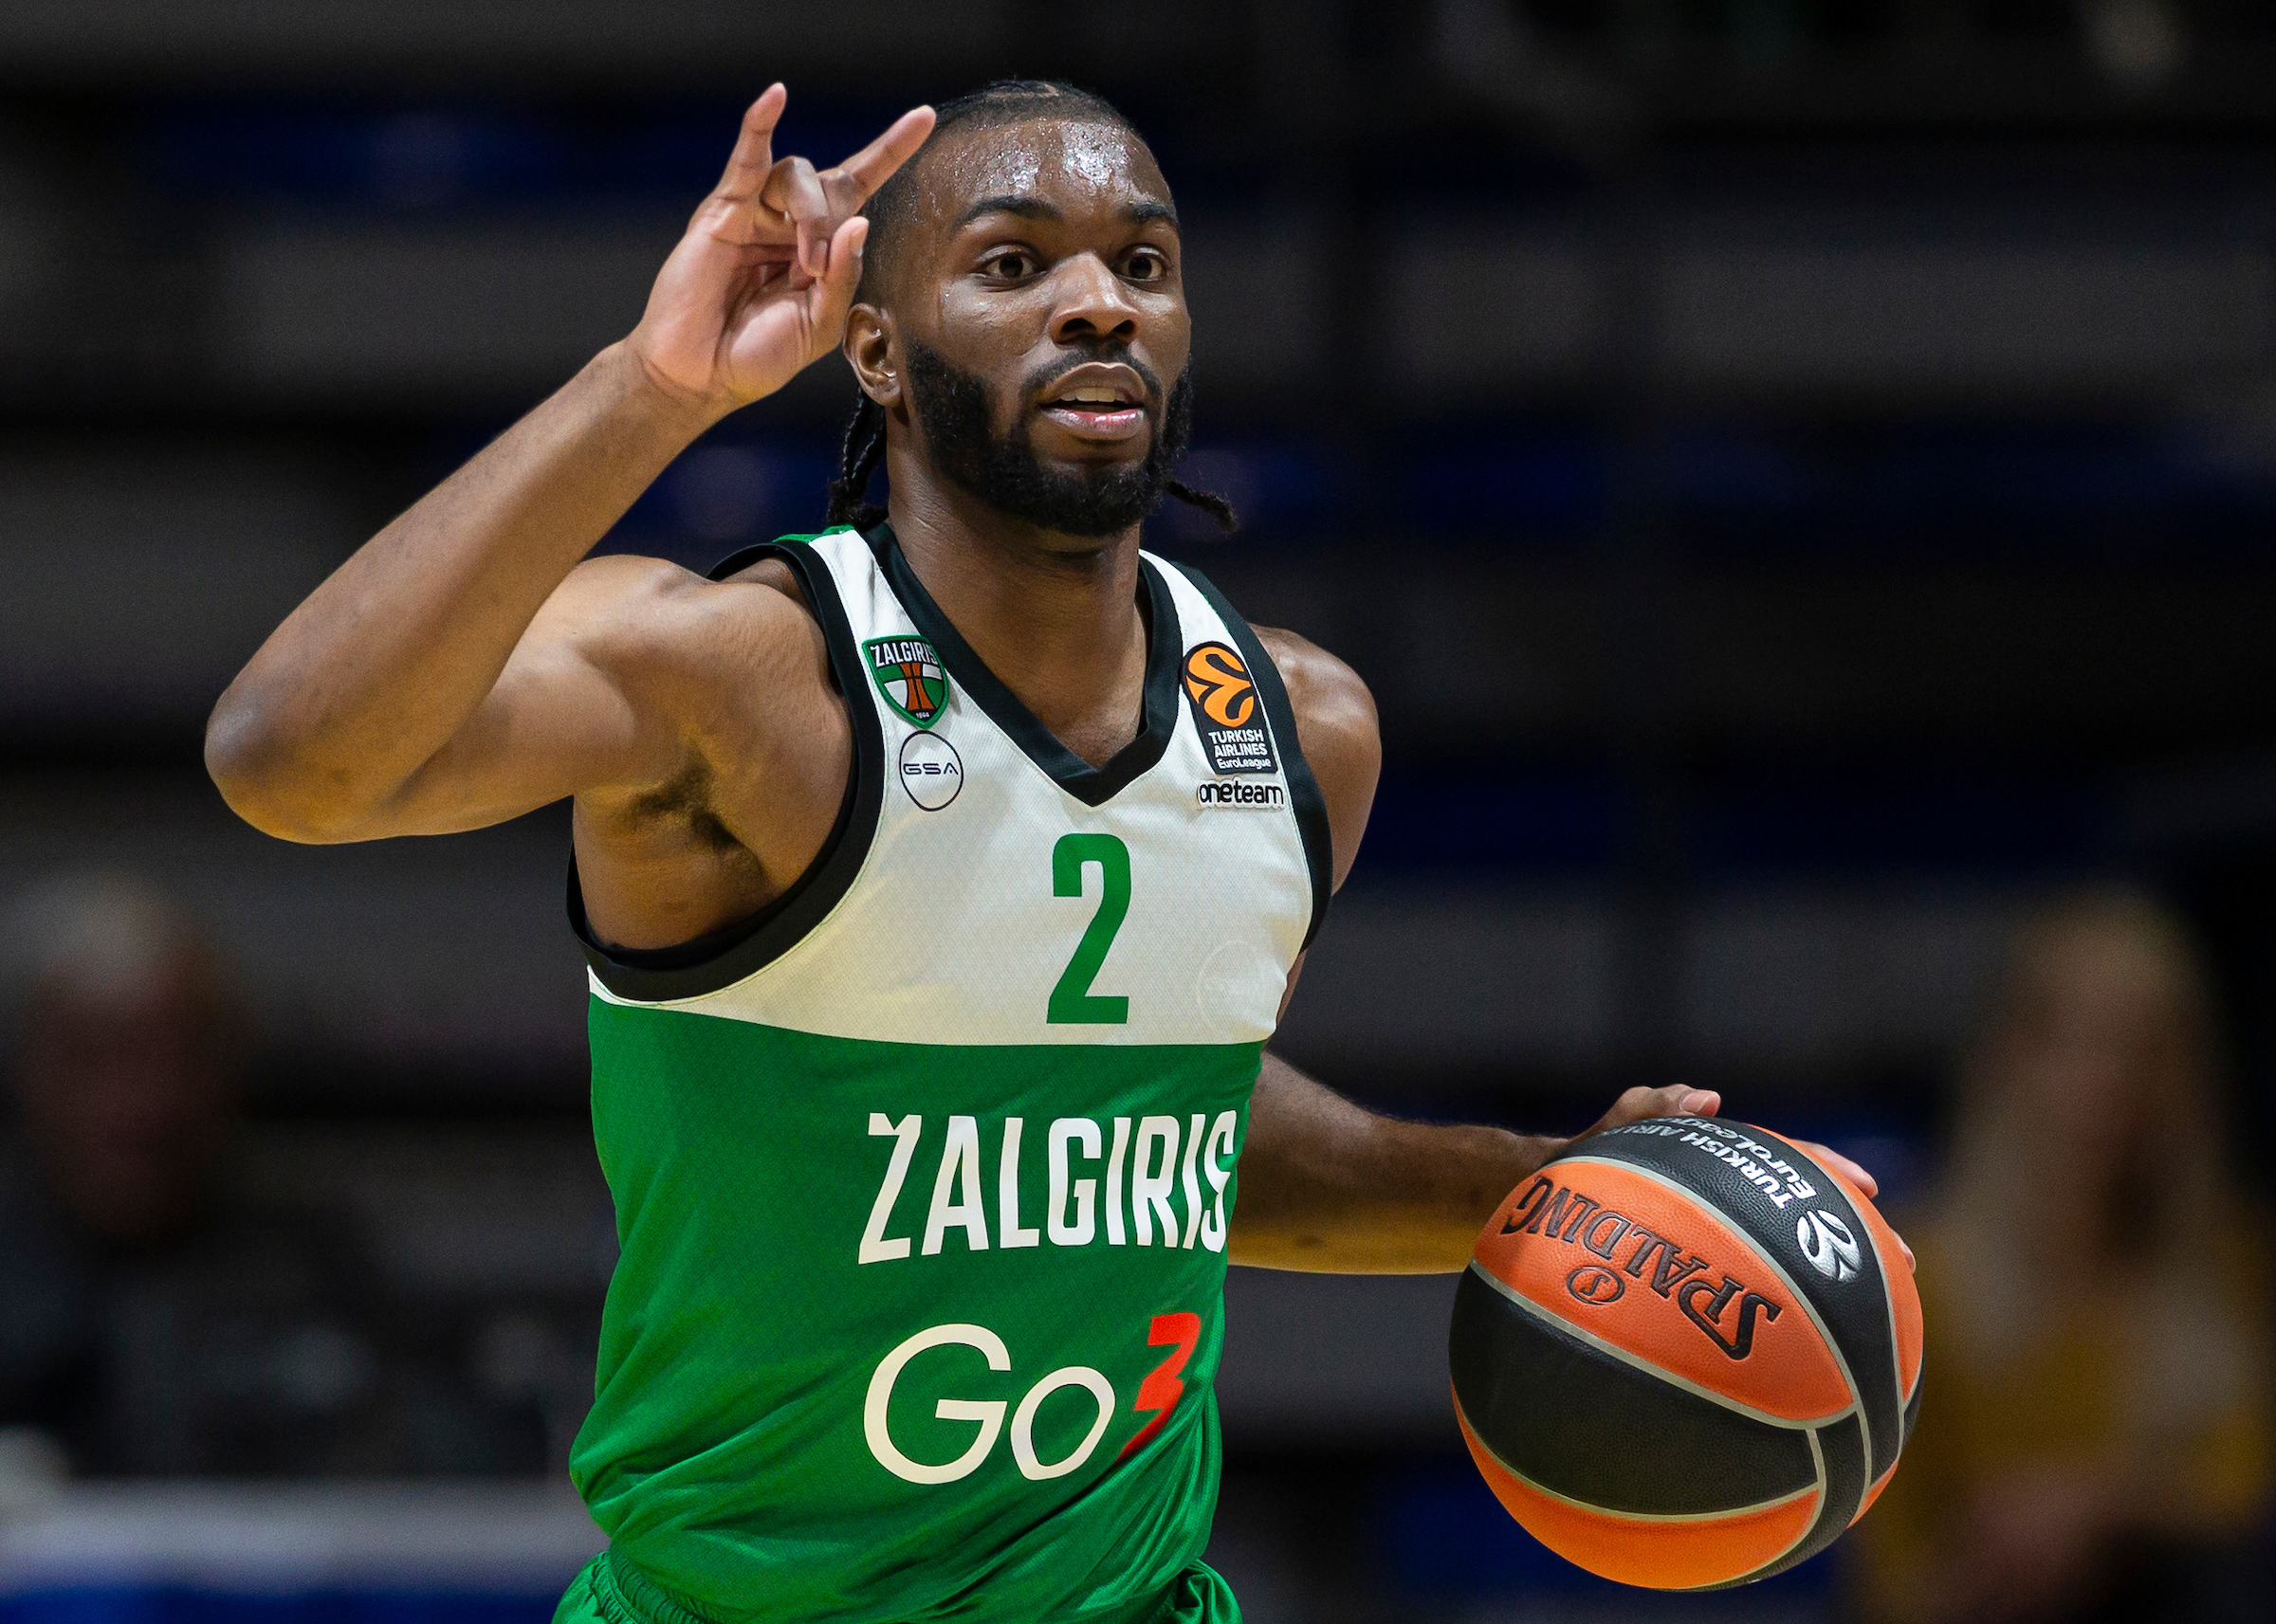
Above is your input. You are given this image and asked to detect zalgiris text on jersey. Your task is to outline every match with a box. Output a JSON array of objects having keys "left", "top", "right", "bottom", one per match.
[{"left": 859, "top": 1109, "right": 1241, "bottom": 1264}]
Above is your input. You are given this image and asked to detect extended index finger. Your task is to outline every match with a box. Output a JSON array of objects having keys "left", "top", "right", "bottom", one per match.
[
  {"left": 713, "top": 83, "right": 789, "bottom": 202},
  {"left": 828, "top": 105, "right": 937, "bottom": 205}
]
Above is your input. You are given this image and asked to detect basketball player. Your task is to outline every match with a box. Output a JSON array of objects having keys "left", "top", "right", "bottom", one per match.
[{"left": 207, "top": 81, "right": 1886, "bottom": 1624}]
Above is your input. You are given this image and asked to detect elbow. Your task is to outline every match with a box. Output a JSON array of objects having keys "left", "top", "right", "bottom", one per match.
[{"left": 203, "top": 689, "right": 369, "bottom": 844}]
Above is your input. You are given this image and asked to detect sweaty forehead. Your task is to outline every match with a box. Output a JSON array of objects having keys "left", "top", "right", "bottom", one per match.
[{"left": 917, "top": 117, "right": 1172, "bottom": 232}]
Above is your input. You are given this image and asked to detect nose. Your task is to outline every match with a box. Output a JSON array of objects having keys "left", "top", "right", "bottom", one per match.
[{"left": 1046, "top": 252, "right": 1140, "bottom": 347}]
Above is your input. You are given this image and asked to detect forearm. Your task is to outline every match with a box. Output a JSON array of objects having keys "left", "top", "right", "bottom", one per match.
[
  {"left": 1227, "top": 1053, "right": 1554, "bottom": 1273},
  {"left": 206, "top": 343, "right": 712, "bottom": 838}
]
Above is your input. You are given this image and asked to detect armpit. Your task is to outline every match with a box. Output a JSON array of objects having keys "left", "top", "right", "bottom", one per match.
[{"left": 622, "top": 755, "right": 745, "bottom": 854}]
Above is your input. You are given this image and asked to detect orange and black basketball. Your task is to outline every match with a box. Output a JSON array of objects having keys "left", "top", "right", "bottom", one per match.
[{"left": 1450, "top": 1116, "right": 1923, "bottom": 1590}]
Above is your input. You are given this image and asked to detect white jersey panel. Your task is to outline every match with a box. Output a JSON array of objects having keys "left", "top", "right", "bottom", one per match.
[{"left": 586, "top": 529, "right": 1315, "bottom": 1048}]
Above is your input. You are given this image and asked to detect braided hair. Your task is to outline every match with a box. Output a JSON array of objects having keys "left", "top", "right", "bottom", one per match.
[
  {"left": 823, "top": 80, "right": 1237, "bottom": 536},
  {"left": 825, "top": 395, "right": 891, "bottom": 531}
]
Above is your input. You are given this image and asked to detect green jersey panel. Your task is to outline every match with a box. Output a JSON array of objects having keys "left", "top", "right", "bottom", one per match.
[{"left": 576, "top": 1004, "right": 1253, "bottom": 1623}]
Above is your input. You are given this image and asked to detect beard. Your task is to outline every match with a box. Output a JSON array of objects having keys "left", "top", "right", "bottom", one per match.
[{"left": 903, "top": 338, "right": 1193, "bottom": 538}]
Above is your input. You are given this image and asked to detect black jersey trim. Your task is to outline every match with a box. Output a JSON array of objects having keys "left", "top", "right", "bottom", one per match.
[
  {"left": 1170, "top": 562, "right": 1333, "bottom": 951},
  {"left": 568, "top": 534, "right": 885, "bottom": 1004},
  {"left": 868, "top": 524, "right": 1181, "bottom": 809}
]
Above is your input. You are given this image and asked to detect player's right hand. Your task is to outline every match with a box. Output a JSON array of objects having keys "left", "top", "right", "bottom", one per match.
[
  {"left": 624, "top": 85, "right": 934, "bottom": 414},
  {"left": 1572, "top": 1085, "right": 1915, "bottom": 1271},
  {"left": 1573, "top": 1084, "right": 1723, "bottom": 1145}
]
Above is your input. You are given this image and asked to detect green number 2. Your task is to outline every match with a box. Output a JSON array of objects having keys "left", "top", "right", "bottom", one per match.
[{"left": 1048, "top": 833, "right": 1130, "bottom": 1025}]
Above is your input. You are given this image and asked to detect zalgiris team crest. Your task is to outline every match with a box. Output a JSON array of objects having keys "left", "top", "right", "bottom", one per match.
[{"left": 863, "top": 636, "right": 949, "bottom": 727}]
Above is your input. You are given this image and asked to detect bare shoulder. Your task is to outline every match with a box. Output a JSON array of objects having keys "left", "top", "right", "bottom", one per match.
[
  {"left": 1253, "top": 626, "right": 1381, "bottom": 889},
  {"left": 537, "top": 553, "right": 850, "bottom": 951},
  {"left": 1253, "top": 627, "right": 1377, "bottom": 747},
  {"left": 546, "top": 552, "right": 847, "bottom": 855},
  {"left": 547, "top": 552, "right": 825, "bottom": 691}
]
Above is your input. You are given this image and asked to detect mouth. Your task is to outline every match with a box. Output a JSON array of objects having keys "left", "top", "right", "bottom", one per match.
[{"left": 1036, "top": 364, "right": 1149, "bottom": 444}]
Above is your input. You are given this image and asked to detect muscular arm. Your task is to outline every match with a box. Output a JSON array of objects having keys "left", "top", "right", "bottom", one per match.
[
  {"left": 204, "top": 90, "right": 929, "bottom": 845},
  {"left": 208, "top": 354, "right": 711, "bottom": 841},
  {"left": 1225, "top": 628, "right": 1873, "bottom": 1272},
  {"left": 1232, "top": 1059, "right": 1718, "bottom": 1272}
]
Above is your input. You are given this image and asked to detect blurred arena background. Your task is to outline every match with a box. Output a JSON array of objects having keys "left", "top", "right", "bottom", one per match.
[{"left": 2, "top": 2, "right": 2273, "bottom": 1619}]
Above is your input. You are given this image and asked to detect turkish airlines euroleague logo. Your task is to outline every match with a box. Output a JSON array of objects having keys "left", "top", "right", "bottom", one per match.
[{"left": 1183, "top": 643, "right": 1278, "bottom": 776}]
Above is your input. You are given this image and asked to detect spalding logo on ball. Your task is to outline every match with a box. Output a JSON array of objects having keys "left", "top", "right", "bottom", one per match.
[{"left": 1449, "top": 1116, "right": 1923, "bottom": 1591}]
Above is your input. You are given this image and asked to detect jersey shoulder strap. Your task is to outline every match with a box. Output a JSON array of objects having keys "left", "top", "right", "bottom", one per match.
[{"left": 1163, "top": 558, "right": 1335, "bottom": 952}]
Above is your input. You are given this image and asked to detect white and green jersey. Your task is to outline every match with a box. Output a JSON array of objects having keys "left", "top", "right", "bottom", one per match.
[{"left": 565, "top": 525, "right": 1330, "bottom": 1624}]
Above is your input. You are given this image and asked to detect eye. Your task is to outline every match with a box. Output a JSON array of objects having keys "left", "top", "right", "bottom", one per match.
[
  {"left": 982, "top": 248, "right": 1038, "bottom": 281},
  {"left": 1123, "top": 246, "right": 1168, "bottom": 282}
]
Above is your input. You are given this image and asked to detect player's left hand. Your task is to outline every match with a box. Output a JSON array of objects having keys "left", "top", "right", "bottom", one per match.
[{"left": 1792, "top": 1136, "right": 1915, "bottom": 1272}]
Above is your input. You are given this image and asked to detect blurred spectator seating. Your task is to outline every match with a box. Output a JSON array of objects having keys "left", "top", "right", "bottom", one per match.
[
  {"left": 1853, "top": 887, "right": 2273, "bottom": 1624},
  {"left": 0, "top": 873, "right": 559, "bottom": 1477}
]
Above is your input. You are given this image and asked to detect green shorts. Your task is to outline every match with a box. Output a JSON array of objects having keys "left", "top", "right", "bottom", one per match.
[
  {"left": 553, "top": 1549, "right": 705, "bottom": 1624},
  {"left": 553, "top": 1550, "right": 1239, "bottom": 1624}
]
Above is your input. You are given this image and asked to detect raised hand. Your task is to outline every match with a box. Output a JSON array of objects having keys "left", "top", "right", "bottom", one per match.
[{"left": 627, "top": 86, "right": 934, "bottom": 412}]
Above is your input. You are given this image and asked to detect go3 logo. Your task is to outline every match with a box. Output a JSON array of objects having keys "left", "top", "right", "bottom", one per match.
[{"left": 865, "top": 1313, "right": 1199, "bottom": 1485}]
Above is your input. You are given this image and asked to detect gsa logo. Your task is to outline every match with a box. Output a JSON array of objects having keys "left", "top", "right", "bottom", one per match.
[
  {"left": 898, "top": 730, "right": 963, "bottom": 811},
  {"left": 1796, "top": 1209, "right": 1862, "bottom": 1282}
]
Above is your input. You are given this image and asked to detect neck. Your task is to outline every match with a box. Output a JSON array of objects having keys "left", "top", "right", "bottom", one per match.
[{"left": 884, "top": 452, "right": 1150, "bottom": 769}]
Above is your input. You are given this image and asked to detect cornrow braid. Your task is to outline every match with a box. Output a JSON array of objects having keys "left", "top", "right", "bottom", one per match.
[
  {"left": 825, "top": 392, "right": 889, "bottom": 531},
  {"left": 1164, "top": 479, "right": 1239, "bottom": 534}
]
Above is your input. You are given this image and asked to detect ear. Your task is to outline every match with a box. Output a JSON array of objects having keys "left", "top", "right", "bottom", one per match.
[{"left": 844, "top": 302, "right": 903, "bottom": 411}]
